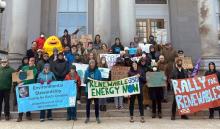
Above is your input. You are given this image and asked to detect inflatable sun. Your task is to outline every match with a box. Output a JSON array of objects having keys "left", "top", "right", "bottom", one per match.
[{"left": 43, "top": 36, "right": 63, "bottom": 56}]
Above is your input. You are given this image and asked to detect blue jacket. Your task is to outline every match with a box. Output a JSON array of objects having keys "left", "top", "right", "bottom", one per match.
[
  {"left": 64, "top": 51, "right": 75, "bottom": 70},
  {"left": 37, "top": 71, "right": 56, "bottom": 83},
  {"left": 84, "top": 67, "right": 102, "bottom": 93}
]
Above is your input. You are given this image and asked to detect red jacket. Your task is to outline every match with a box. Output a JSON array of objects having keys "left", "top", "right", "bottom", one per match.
[
  {"left": 35, "top": 37, "right": 46, "bottom": 49},
  {"left": 65, "top": 72, "right": 81, "bottom": 87}
]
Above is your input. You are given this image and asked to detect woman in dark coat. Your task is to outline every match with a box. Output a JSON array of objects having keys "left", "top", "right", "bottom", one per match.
[
  {"left": 204, "top": 62, "right": 220, "bottom": 119},
  {"left": 128, "top": 61, "right": 146, "bottom": 123},
  {"left": 148, "top": 66, "right": 164, "bottom": 119},
  {"left": 111, "top": 38, "right": 124, "bottom": 54},
  {"left": 148, "top": 45, "right": 160, "bottom": 62}
]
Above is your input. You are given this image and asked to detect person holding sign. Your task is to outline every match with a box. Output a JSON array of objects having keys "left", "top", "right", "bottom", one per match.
[
  {"left": 128, "top": 61, "right": 146, "bottom": 123},
  {"left": 17, "top": 57, "right": 38, "bottom": 122},
  {"left": 148, "top": 66, "right": 164, "bottom": 119},
  {"left": 84, "top": 60, "right": 102, "bottom": 124},
  {"left": 0, "top": 57, "right": 15, "bottom": 120},
  {"left": 65, "top": 65, "right": 81, "bottom": 121},
  {"left": 148, "top": 45, "right": 160, "bottom": 62},
  {"left": 204, "top": 62, "right": 220, "bottom": 119},
  {"left": 170, "top": 59, "right": 189, "bottom": 120},
  {"left": 37, "top": 63, "right": 56, "bottom": 122}
]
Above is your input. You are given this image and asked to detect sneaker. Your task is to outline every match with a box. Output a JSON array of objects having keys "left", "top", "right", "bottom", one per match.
[
  {"left": 152, "top": 113, "right": 156, "bottom": 118},
  {"left": 5, "top": 116, "right": 10, "bottom": 121},
  {"left": 158, "top": 113, "right": 162, "bottom": 119},
  {"left": 85, "top": 118, "right": 90, "bottom": 124},
  {"left": 140, "top": 116, "right": 145, "bottom": 123},
  {"left": 96, "top": 118, "right": 101, "bottom": 124},
  {"left": 130, "top": 116, "right": 134, "bottom": 123},
  {"left": 209, "top": 115, "right": 214, "bottom": 119},
  {"left": 171, "top": 115, "right": 175, "bottom": 120},
  {"left": 181, "top": 115, "right": 189, "bottom": 120},
  {"left": 26, "top": 116, "right": 32, "bottom": 120},
  {"left": 16, "top": 117, "right": 22, "bottom": 122},
  {"left": 48, "top": 117, "right": 53, "bottom": 120},
  {"left": 40, "top": 119, "right": 45, "bottom": 122}
]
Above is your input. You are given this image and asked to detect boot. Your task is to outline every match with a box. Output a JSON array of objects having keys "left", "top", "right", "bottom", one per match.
[
  {"left": 158, "top": 113, "right": 162, "bottom": 119},
  {"left": 171, "top": 115, "right": 175, "bottom": 120},
  {"left": 140, "top": 116, "right": 145, "bottom": 123},
  {"left": 16, "top": 117, "right": 22, "bottom": 122},
  {"left": 96, "top": 118, "right": 101, "bottom": 124},
  {"left": 152, "top": 113, "right": 156, "bottom": 118},
  {"left": 130, "top": 116, "right": 134, "bottom": 123},
  {"left": 181, "top": 115, "right": 189, "bottom": 120},
  {"left": 84, "top": 118, "right": 90, "bottom": 124}
]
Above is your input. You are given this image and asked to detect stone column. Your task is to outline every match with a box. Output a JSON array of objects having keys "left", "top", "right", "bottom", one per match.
[
  {"left": 198, "top": 0, "right": 220, "bottom": 69},
  {"left": 94, "top": 0, "right": 111, "bottom": 45},
  {"left": 119, "top": 0, "right": 136, "bottom": 46},
  {"left": 8, "top": 0, "right": 29, "bottom": 59}
]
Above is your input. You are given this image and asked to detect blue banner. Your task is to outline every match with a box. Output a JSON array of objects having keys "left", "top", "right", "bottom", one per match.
[{"left": 16, "top": 80, "right": 77, "bottom": 113}]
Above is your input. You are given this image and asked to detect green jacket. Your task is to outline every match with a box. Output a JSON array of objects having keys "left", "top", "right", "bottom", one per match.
[
  {"left": 0, "top": 66, "right": 15, "bottom": 90},
  {"left": 21, "top": 65, "right": 38, "bottom": 85}
]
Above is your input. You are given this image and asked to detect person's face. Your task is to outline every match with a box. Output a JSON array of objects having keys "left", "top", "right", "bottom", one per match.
[
  {"left": 58, "top": 55, "right": 64, "bottom": 60},
  {"left": 64, "top": 32, "right": 68, "bottom": 36},
  {"left": 177, "top": 61, "right": 182, "bottom": 67},
  {"left": 150, "top": 47, "right": 155, "bottom": 52},
  {"left": 54, "top": 51, "right": 58, "bottom": 55},
  {"left": 141, "top": 60, "right": 146, "bottom": 65},
  {"left": 71, "top": 47, "right": 77, "bottom": 53},
  {"left": 65, "top": 47, "right": 70, "bottom": 52},
  {"left": 102, "top": 45, "right": 107, "bottom": 50},
  {"left": 96, "top": 36, "right": 100, "bottom": 42},
  {"left": 159, "top": 56, "right": 165, "bottom": 62},
  {"left": 210, "top": 64, "right": 215, "bottom": 71},
  {"left": 43, "top": 54, "right": 49, "bottom": 61},
  {"left": 132, "top": 62, "right": 138, "bottom": 70},
  {"left": 38, "top": 51, "right": 42, "bottom": 55},
  {"left": 29, "top": 58, "right": 35, "bottom": 66},
  {"left": 116, "top": 39, "right": 120, "bottom": 45},
  {"left": 90, "top": 62, "right": 96, "bottom": 69},
  {"left": 32, "top": 42, "right": 37, "bottom": 49},
  {"left": 89, "top": 53, "right": 94, "bottom": 59},
  {"left": 1, "top": 61, "right": 8, "bottom": 67},
  {"left": 40, "top": 34, "right": 45, "bottom": 38},
  {"left": 134, "top": 37, "right": 139, "bottom": 42},
  {"left": 19, "top": 87, "right": 27, "bottom": 97},
  {"left": 149, "top": 36, "right": 154, "bottom": 41},
  {"left": 44, "top": 67, "right": 50, "bottom": 73},
  {"left": 24, "top": 59, "right": 29, "bottom": 64},
  {"left": 75, "top": 55, "right": 80, "bottom": 60},
  {"left": 70, "top": 69, "right": 75, "bottom": 73},
  {"left": 101, "top": 58, "right": 106, "bottom": 64},
  {"left": 88, "top": 43, "right": 93, "bottom": 48},
  {"left": 178, "top": 53, "right": 184, "bottom": 58}
]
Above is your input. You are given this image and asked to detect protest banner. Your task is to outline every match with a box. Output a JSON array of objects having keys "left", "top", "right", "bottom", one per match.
[
  {"left": 129, "top": 48, "right": 137, "bottom": 55},
  {"left": 12, "top": 70, "right": 34, "bottom": 82},
  {"left": 16, "top": 80, "right": 77, "bottom": 113},
  {"left": 111, "top": 66, "right": 130, "bottom": 81},
  {"left": 171, "top": 74, "right": 220, "bottom": 115},
  {"left": 146, "top": 72, "right": 166, "bottom": 87},
  {"left": 138, "top": 43, "right": 151, "bottom": 53},
  {"left": 73, "top": 63, "right": 110, "bottom": 86},
  {"left": 175, "top": 57, "right": 193, "bottom": 69},
  {"left": 99, "top": 54, "right": 120, "bottom": 68},
  {"left": 88, "top": 76, "right": 140, "bottom": 99}
]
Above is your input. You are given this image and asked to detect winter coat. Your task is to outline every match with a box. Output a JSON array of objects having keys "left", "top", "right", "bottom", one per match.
[
  {"left": 84, "top": 67, "right": 102, "bottom": 93},
  {"left": 37, "top": 59, "right": 50, "bottom": 73},
  {"left": 0, "top": 66, "right": 15, "bottom": 90},
  {"left": 21, "top": 65, "right": 38, "bottom": 85},
  {"left": 35, "top": 37, "right": 46, "bottom": 50},
  {"left": 65, "top": 72, "right": 81, "bottom": 87},
  {"left": 37, "top": 71, "right": 56, "bottom": 83},
  {"left": 51, "top": 59, "right": 68, "bottom": 81}
]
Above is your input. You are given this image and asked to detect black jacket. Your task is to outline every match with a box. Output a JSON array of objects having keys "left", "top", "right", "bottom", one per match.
[{"left": 51, "top": 59, "right": 68, "bottom": 81}]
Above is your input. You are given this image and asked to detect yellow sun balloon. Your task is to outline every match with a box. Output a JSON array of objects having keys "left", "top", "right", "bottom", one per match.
[{"left": 43, "top": 36, "right": 63, "bottom": 56}]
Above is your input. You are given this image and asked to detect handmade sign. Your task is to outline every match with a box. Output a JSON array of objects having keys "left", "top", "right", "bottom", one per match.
[
  {"left": 12, "top": 70, "right": 34, "bottom": 82},
  {"left": 111, "top": 66, "right": 130, "bottom": 81},
  {"left": 80, "top": 34, "right": 93, "bottom": 48},
  {"left": 99, "top": 54, "right": 120, "bottom": 68},
  {"left": 16, "top": 80, "right": 77, "bottom": 113},
  {"left": 88, "top": 76, "right": 140, "bottom": 99},
  {"left": 156, "top": 29, "right": 167, "bottom": 45},
  {"left": 146, "top": 72, "right": 166, "bottom": 87},
  {"left": 138, "top": 43, "right": 151, "bottom": 53},
  {"left": 171, "top": 74, "right": 220, "bottom": 115},
  {"left": 131, "top": 56, "right": 142, "bottom": 62},
  {"left": 175, "top": 57, "right": 193, "bottom": 69},
  {"left": 129, "top": 48, "right": 137, "bottom": 55},
  {"left": 73, "top": 63, "right": 110, "bottom": 86}
]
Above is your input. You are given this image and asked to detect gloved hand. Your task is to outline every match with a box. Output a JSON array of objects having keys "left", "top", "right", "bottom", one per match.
[
  {"left": 40, "top": 80, "right": 44, "bottom": 84},
  {"left": 47, "top": 80, "right": 52, "bottom": 84}
]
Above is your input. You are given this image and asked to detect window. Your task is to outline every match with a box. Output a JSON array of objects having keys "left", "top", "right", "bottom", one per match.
[
  {"left": 136, "top": 19, "right": 164, "bottom": 42},
  {"left": 57, "top": 0, "right": 88, "bottom": 37},
  {"left": 136, "top": 0, "right": 167, "bottom": 4}
]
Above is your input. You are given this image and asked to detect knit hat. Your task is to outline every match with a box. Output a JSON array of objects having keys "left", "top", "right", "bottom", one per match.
[
  {"left": 44, "top": 63, "right": 50, "bottom": 68},
  {"left": 70, "top": 65, "right": 76, "bottom": 70}
]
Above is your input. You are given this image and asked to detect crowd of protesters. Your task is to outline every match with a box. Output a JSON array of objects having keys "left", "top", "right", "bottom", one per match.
[{"left": 0, "top": 29, "right": 219, "bottom": 124}]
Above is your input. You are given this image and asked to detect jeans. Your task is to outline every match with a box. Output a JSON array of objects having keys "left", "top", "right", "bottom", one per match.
[
  {"left": 40, "top": 109, "right": 52, "bottom": 119},
  {"left": 152, "top": 100, "right": 162, "bottom": 114},
  {"left": 86, "top": 96, "right": 99, "bottom": 118},
  {"left": 129, "top": 93, "right": 144, "bottom": 116},
  {"left": 114, "top": 96, "right": 123, "bottom": 108},
  {"left": 0, "top": 90, "right": 10, "bottom": 117},
  {"left": 67, "top": 104, "right": 77, "bottom": 119}
]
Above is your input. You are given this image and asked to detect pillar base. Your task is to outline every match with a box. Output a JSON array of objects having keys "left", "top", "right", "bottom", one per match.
[{"left": 201, "top": 57, "right": 220, "bottom": 70}]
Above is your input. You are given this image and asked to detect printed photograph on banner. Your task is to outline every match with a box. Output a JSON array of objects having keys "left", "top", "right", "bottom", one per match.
[{"left": 99, "top": 54, "right": 120, "bottom": 68}]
